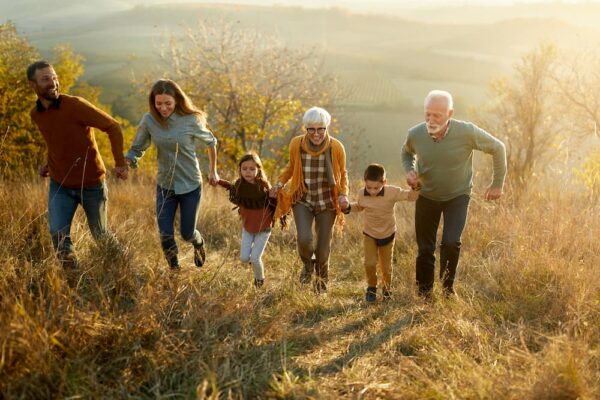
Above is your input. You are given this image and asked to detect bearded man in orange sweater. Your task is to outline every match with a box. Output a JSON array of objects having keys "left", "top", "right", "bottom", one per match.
[{"left": 28, "top": 60, "right": 128, "bottom": 268}]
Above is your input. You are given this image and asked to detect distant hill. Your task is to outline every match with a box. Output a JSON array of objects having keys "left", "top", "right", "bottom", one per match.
[{"left": 3, "top": 1, "right": 600, "bottom": 174}]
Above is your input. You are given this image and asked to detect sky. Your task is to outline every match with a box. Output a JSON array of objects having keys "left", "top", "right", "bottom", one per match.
[{"left": 131, "top": 0, "right": 598, "bottom": 5}]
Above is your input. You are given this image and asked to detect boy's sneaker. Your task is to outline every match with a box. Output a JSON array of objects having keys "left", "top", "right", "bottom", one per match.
[
  {"left": 193, "top": 240, "right": 206, "bottom": 268},
  {"left": 365, "top": 286, "right": 377, "bottom": 303},
  {"left": 382, "top": 289, "right": 391, "bottom": 301},
  {"left": 254, "top": 279, "right": 264, "bottom": 288}
]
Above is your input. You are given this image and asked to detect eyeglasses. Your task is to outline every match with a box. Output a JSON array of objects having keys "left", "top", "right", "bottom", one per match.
[{"left": 306, "top": 127, "right": 327, "bottom": 135}]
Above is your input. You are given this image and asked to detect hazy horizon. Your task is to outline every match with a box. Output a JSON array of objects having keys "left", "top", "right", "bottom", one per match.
[{"left": 3, "top": 0, "right": 600, "bottom": 174}]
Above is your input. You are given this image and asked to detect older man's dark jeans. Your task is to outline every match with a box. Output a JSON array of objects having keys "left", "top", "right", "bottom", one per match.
[{"left": 415, "top": 194, "right": 470, "bottom": 296}]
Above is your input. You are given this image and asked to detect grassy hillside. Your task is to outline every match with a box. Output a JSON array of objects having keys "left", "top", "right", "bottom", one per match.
[{"left": 0, "top": 177, "right": 598, "bottom": 398}]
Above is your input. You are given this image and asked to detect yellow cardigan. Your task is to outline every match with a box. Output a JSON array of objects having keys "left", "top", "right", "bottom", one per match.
[{"left": 274, "top": 135, "right": 349, "bottom": 225}]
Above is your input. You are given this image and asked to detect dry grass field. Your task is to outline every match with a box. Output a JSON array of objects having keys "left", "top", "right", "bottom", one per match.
[{"left": 0, "top": 176, "right": 599, "bottom": 399}]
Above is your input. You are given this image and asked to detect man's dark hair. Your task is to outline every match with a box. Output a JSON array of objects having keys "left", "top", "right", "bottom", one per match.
[
  {"left": 364, "top": 163, "right": 386, "bottom": 182},
  {"left": 27, "top": 60, "right": 52, "bottom": 81}
]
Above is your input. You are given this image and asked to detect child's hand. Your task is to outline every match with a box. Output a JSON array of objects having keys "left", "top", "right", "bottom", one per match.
[
  {"left": 217, "top": 179, "right": 232, "bottom": 189},
  {"left": 269, "top": 182, "right": 283, "bottom": 198}
]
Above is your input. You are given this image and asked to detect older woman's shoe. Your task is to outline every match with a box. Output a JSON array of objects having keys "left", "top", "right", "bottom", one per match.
[{"left": 299, "top": 260, "right": 314, "bottom": 284}]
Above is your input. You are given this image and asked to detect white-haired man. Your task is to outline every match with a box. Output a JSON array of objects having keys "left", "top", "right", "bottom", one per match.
[{"left": 401, "top": 90, "right": 506, "bottom": 297}]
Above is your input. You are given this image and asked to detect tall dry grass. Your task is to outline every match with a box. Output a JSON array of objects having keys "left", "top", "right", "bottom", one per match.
[{"left": 0, "top": 176, "right": 598, "bottom": 399}]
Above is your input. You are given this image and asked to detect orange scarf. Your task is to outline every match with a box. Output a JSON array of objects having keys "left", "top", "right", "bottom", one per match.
[
  {"left": 301, "top": 133, "right": 331, "bottom": 157},
  {"left": 275, "top": 133, "right": 347, "bottom": 228}
]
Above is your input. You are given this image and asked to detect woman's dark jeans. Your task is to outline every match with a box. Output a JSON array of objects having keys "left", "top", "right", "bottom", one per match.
[{"left": 156, "top": 185, "right": 203, "bottom": 258}]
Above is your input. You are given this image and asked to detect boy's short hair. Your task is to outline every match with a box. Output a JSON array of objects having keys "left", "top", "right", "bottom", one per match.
[{"left": 364, "top": 163, "right": 386, "bottom": 182}]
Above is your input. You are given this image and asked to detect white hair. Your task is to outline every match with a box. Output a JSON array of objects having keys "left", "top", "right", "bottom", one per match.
[
  {"left": 303, "top": 106, "right": 331, "bottom": 127},
  {"left": 424, "top": 90, "right": 454, "bottom": 110}
]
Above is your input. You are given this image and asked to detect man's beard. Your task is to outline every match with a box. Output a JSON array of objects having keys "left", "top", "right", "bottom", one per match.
[
  {"left": 40, "top": 86, "right": 59, "bottom": 100},
  {"left": 426, "top": 121, "right": 447, "bottom": 135}
]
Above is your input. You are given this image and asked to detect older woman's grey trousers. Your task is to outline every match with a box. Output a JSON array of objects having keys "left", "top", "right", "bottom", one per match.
[{"left": 292, "top": 203, "right": 336, "bottom": 292}]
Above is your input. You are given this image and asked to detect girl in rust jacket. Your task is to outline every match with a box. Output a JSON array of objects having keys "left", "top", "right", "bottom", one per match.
[{"left": 218, "top": 152, "right": 276, "bottom": 288}]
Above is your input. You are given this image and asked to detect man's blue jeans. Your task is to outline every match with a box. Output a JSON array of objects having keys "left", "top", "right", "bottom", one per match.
[
  {"left": 48, "top": 179, "right": 109, "bottom": 259},
  {"left": 156, "top": 185, "right": 203, "bottom": 257}
]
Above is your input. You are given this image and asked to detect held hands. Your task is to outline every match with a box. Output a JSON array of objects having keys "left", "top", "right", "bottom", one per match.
[
  {"left": 269, "top": 183, "right": 283, "bottom": 198},
  {"left": 208, "top": 170, "right": 220, "bottom": 186},
  {"left": 338, "top": 195, "right": 350, "bottom": 210},
  {"left": 38, "top": 164, "right": 49, "bottom": 178},
  {"left": 484, "top": 186, "right": 503, "bottom": 201},
  {"left": 406, "top": 170, "right": 421, "bottom": 190},
  {"left": 115, "top": 165, "right": 129, "bottom": 180}
]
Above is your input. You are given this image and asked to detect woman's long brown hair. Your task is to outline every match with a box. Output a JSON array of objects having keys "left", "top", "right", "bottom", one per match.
[{"left": 149, "top": 79, "right": 207, "bottom": 128}]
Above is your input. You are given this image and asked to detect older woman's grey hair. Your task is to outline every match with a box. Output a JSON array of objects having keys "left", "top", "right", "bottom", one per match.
[{"left": 303, "top": 106, "right": 331, "bottom": 128}]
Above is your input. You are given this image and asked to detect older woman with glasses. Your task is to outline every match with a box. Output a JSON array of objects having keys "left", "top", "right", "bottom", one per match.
[{"left": 270, "top": 107, "right": 349, "bottom": 293}]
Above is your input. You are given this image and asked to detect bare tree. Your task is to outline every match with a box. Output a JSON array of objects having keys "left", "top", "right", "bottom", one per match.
[
  {"left": 161, "top": 22, "right": 342, "bottom": 175},
  {"left": 476, "top": 44, "right": 561, "bottom": 192},
  {"left": 552, "top": 48, "right": 600, "bottom": 139}
]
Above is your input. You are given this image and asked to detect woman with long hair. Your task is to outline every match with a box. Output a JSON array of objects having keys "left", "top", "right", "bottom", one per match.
[{"left": 126, "top": 79, "right": 219, "bottom": 269}]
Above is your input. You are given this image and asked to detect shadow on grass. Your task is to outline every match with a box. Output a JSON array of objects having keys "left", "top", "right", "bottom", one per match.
[{"left": 310, "top": 311, "right": 419, "bottom": 376}]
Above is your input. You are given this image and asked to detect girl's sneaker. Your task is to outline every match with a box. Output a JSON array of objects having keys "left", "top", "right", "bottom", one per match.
[{"left": 254, "top": 279, "right": 264, "bottom": 288}]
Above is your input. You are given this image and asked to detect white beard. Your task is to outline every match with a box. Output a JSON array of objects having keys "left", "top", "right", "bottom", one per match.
[{"left": 426, "top": 124, "right": 445, "bottom": 134}]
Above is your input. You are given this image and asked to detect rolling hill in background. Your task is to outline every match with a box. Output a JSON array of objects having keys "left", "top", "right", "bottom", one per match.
[{"left": 3, "top": 1, "right": 600, "bottom": 175}]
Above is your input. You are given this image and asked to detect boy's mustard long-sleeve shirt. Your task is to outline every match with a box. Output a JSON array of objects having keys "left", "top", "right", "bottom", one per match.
[{"left": 353, "top": 185, "right": 418, "bottom": 239}]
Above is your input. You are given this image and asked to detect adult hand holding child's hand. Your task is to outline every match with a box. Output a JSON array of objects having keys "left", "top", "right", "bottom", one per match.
[
  {"left": 338, "top": 195, "right": 350, "bottom": 210},
  {"left": 269, "top": 183, "right": 282, "bottom": 198},
  {"left": 406, "top": 170, "right": 421, "bottom": 190}
]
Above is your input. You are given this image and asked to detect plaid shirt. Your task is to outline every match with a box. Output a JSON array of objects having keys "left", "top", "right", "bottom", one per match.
[{"left": 299, "top": 150, "right": 335, "bottom": 213}]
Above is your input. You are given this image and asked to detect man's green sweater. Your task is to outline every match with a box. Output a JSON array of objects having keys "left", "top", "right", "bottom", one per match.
[{"left": 401, "top": 119, "right": 506, "bottom": 201}]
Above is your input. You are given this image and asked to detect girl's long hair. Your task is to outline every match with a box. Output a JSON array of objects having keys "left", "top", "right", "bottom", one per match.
[
  {"left": 149, "top": 79, "right": 207, "bottom": 128},
  {"left": 239, "top": 152, "right": 271, "bottom": 190}
]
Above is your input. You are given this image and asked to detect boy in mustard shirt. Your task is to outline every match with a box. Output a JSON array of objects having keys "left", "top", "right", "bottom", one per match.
[{"left": 349, "top": 164, "right": 418, "bottom": 302}]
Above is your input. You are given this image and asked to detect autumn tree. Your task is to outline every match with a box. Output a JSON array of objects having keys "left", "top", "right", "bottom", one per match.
[
  {"left": 159, "top": 23, "right": 340, "bottom": 176},
  {"left": 0, "top": 22, "right": 135, "bottom": 177},
  {"left": 0, "top": 22, "right": 43, "bottom": 174}
]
